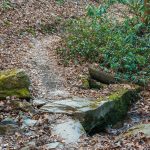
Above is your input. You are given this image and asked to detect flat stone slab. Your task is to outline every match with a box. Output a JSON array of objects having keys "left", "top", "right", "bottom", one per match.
[
  {"left": 40, "top": 87, "right": 140, "bottom": 133},
  {"left": 51, "top": 118, "right": 85, "bottom": 144},
  {"left": 40, "top": 97, "right": 93, "bottom": 114}
]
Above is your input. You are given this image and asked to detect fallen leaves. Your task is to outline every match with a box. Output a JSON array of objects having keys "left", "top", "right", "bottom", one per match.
[{"left": 0, "top": 0, "right": 150, "bottom": 149}]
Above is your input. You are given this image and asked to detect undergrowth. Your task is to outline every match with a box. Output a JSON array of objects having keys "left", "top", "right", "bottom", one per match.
[
  {"left": 59, "top": 0, "right": 150, "bottom": 85},
  {"left": 0, "top": 0, "right": 12, "bottom": 10}
]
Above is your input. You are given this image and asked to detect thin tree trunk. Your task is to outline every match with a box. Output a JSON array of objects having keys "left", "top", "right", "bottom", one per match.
[{"left": 144, "top": 0, "right": 150, "bottom": 24}]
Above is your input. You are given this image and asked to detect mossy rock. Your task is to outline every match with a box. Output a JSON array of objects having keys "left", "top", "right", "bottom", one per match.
[
  {"left": 0, "top": 69, "right": 30, "bottom": 90},
  {"left": 0, "top": 88, "right": 31, "bottom": 99},
  {"left": 0, "top": 69, "right": 31, "bottom": 99},
  {"left": 82, "top": 86, "right": 141, "bottom": 133}
]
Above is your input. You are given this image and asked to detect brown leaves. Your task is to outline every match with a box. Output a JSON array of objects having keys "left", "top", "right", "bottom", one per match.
[{"left": 0, "top": 0, "right": 150, "bottom": 149}]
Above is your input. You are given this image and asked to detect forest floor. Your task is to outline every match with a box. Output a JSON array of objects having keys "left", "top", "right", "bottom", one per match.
[{"left": 0, "top": 0, "right": 150, "bottom": 149}]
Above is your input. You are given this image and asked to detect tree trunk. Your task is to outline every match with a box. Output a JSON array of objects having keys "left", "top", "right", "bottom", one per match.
[{"left": 144, "top": 0, "right": 150, "bottom": 24}]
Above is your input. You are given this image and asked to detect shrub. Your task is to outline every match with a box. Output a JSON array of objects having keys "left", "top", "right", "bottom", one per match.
[
  {"left": 0, "top": 0, "right": 12, "bottom": 10},
  {"left": 60, "top": 0, "right": 150, "bottom": 84}
]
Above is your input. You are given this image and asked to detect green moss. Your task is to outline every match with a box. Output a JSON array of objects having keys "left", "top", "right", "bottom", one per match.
[
  {"left": 109, "top": 89, "right": 128, "bottom": 100},
  {"left": 83, "top": 87, "right": 141, "bottom": 133},
  {"left": 105, "top": 88, "right": 140, "bottom": 127},
  {"left": 89, "top": 98, "right": 103, "bottom": 109},
  {"left": 0, "top": 88, "right": 31, "bottom": 99},
  {"left": 0, "top": 69, "right": 17, "bottom": 80},
  {"left": 0, "top": 69, "right": 30, "bottom": 90},
  {"left": 80, "top": 76, "right": 90, "bottom": 89}
]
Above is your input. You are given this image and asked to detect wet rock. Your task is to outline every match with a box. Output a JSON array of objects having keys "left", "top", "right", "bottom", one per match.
[
  {"left": 0, "top": 69, "right": 31, "bottom": 99},
  {"left": 41, "top": 87, "right": 140, "bottom": 133},
  {"left": 51, "top": 118, "right": 85, "bottom": 144}
]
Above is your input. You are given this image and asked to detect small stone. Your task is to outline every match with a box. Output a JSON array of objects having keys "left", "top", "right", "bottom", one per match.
[
  {"left": 43, "top": 142, "right": 63, "bottom": 149},
  {"left": 33, "top": 99, "right": 47, "bottom": 107},
  {"left": 27, "top": 141, "right": 36, "bottom": 148},
  {"left": 0, "top": 124, "right": 18, "bottom": 135},
  {"left": 22, "top": 118, "right": 37, "bottom": 127}
]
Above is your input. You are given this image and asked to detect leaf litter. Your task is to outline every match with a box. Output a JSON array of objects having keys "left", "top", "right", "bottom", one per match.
[{"left": 0, "top": 0, "right": 150, "bottom": 149}]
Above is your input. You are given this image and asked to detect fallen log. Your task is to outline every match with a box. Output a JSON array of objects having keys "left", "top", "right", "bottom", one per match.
[
  {"left": 89, "top": 66, "right": 149, "bottom": 86},
  {"left": 89, "top": 67, "right": 123, "bottom": 84}
]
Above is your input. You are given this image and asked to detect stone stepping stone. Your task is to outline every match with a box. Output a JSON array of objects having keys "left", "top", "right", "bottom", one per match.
[{"left": 51, "top": 118, "right": 85, "bottom": 144}]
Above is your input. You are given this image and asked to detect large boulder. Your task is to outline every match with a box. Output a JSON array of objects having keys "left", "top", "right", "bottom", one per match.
[
  {"left": 40, "top": 86, "right": 140, "bottom": 133},
  {"left": 0, "top": 69, "right": 31, "bottom": 99}
]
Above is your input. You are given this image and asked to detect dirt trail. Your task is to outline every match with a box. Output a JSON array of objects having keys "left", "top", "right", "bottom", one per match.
[{"left": 21, "top": 35, "right": 70, "bottom": 100}]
